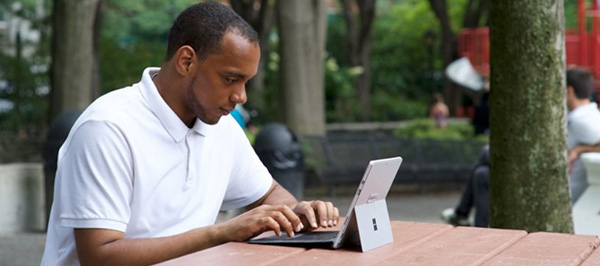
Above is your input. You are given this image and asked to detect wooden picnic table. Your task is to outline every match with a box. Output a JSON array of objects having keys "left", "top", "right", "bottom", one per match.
[{"left": 156, "top": 221, "right": 600, "bottom": 266}]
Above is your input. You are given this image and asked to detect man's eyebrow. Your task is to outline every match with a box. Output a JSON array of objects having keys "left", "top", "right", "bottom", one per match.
[{"left": 221, "top": 71, "right": 246, "bottom": 79}]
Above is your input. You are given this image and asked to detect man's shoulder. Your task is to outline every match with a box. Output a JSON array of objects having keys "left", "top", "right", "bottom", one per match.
[
  {"left": 68, "top": 85, "right": 154, "bottom": 139},
  {"left": 85, "top": 85, "right": 147, "bottom": 122}
]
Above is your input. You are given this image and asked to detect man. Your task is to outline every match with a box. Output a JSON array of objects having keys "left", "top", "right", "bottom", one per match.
[
  {"left": 566, "top": 67, "right": 600, "bottom": 203},
  {"left": 41, "top": 3, "right": 339, "bottom": 266}
]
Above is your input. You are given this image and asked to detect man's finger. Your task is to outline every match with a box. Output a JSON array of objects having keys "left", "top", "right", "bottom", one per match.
[
  {"left": 333, "top": 207, "right": 340, "bottom": 226},
  {"left": 268, "top": 210, "right": 295, "bottom": 237},
  {"left": 298, "top": 201, "right": 318, "bottom": 229},
  {"left": 313, "top": 201, "right": 328, "bottom": 227},
  {"left": 278, "top": 205, "right": 303, "bottom": 232},
  {"left": 263, "top": 217, "right": 281, "bottom": 237},
  {"left": 325, "top": 202, "right": 334, "bottom": 227}
]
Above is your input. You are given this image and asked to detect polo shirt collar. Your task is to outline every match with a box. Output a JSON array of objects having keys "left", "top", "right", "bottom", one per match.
[
  {"left": 191, "top": 117, "right": 215, "bottom": 136},
  {"left": 139, "top": 67, "right": 214, "bottom": 142}
]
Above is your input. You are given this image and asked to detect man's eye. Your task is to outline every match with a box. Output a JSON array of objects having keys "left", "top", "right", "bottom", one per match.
[{"left": 226, "top": 78, "right": 237, "bottom": 83}]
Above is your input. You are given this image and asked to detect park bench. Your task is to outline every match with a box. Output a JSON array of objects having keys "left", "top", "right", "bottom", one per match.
[{"left": 301, "top": 134, "right": 486, "bottom": 196}]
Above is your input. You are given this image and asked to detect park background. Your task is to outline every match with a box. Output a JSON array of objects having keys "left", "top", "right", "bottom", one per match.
[{"left": 0, "top": 0, "right": 599, "bottom": 265}]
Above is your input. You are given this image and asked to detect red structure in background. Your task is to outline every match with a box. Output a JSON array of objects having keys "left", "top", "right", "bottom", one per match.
[{"left": 459, "top": 0, "right": 600, "bottom": 103}]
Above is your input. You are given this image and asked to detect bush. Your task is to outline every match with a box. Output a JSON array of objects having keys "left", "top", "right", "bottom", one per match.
[
  {"left": 394, "top": 118, "right": 486, "bottom": 141},
  {"left": 370, "top": 91, "right": 428, "bottom": 121}
]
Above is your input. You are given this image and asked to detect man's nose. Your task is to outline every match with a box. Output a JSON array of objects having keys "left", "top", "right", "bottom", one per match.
[{"left": 230, "top": 85, "right": 247, "bottom": 105}]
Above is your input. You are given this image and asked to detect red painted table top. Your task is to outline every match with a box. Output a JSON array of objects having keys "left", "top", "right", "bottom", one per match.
[{"left": 156, "top": 221, "right": 600, "bottom": 266}]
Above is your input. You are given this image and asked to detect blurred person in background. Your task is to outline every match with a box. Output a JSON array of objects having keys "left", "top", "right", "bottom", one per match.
[
  {"left": 429, "top": 92, "right": 449, "bottom": 129},
  {"left": 565, "top": 67, "right": 600, "bottom": 203},
  {"left": 473, "top": 75, "right": 490, "bottom": 136},
  {"left": 440, "top": 145, "right": 490, "bottom": 227}
]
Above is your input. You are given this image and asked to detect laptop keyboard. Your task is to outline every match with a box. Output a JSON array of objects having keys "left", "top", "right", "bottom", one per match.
[{"left": 291, "top": 231, "right": 339, "bottom": 240}]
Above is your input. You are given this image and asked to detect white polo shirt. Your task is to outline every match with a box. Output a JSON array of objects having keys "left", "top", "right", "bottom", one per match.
[{"left": 41, "top": 67, "right": 272, "bottom": 266}]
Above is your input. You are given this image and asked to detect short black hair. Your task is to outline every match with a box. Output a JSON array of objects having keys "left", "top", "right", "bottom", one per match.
[
  {"left": 567, "top": 67, "right": 594, "bottom": 100},
  {"left": 165, "top": 2, "right": 259, "bottom": 62}
]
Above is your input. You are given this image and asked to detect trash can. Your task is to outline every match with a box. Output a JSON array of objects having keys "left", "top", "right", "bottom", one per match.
[
  {"left": 43, "top": 109, "right": 82, "bottom": 225},
  {"left": 254, "top": 123, "right": 304, "bottom": 199}
]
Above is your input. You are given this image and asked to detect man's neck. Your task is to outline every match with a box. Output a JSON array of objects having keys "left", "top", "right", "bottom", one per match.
[
  {"left": 153, "top": 68, "right": 196, "bottom": 128},
  {"left": 570, "top": 99, "right": 591, "bottom": 111}
]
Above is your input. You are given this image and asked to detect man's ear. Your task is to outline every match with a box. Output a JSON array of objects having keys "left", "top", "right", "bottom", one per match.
[{"left": 174, "top": 45, "right": 196, "bottom": 76}]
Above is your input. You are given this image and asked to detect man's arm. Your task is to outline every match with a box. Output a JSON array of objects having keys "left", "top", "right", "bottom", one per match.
[
  {"left": 75, "top": 202, "right": 303, "bottom": 266},
  {"left": 568, "top": 141, "right": 600, "bottom": 171},
  {"left": 74, "top": 181, "right": 339, "bottom": 266},
  {"left": 75, "top": 227, "right": 222, "bottom": 266}
]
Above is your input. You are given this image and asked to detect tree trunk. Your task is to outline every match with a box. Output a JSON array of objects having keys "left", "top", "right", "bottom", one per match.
[
  {"left": 50, "top": 0, "right": 99, "bottom": 119},
  {"left": 341, "top": 0, "right": 376, "bottom": 121},
  {"left": 277, "top": 0, "right": 326, "bottom": 136},
  {"left": 92, "top": 0, "right": 104, "bottom": 99},
  {"left": 490, "top": 0, "right": 572, "bottom": 232}
]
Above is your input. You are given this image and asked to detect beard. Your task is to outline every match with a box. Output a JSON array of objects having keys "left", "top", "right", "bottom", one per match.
[{"left": 184, "top": 79, "right": 217, "bottom": 125}]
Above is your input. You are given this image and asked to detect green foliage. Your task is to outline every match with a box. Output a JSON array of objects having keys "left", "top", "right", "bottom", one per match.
[
  {"left": 0, "top": 0, "right": 50, "bottom": 138},
  {"left": 323, "top": 0, "right": 579, "bottom": 124},
  {"left": 102, "top": 0, "right": 194, "bottom": 41},
  {"left": 325, "top": 14, "right": 349, "bottom": 66},
  {"left": 564, "top": 0, "right": 577, "bottom": 29},
  {"left": 371, "top": 0, "right": 469, "bottom": 100},
  {"left": 370, "top": 90, "right": 428, "bottom": 121},
  {"left": 0, "top": 51, "right": 49, "bottom": 133},
  {"left": 394, "top": 118, "right": 486, "bottom": 141},
  {"left": 99, "top": 37, "right": 165, "bottom": 93},
  {"left": 324, "top": 56, "right": 363, "bottom": 122},
  {"left": 99, "top": 0, "right": 197, "bottom": 93},
  {"left": 258, "top": 45, "right": 281, "bottom": 124},
  {"left": 325, "top": 0, "right": 471, "bottom": 123}
]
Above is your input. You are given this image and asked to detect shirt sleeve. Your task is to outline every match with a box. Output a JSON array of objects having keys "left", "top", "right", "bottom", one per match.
[
  {"left": 571, "top": 118, "right": 600, "bottom": 146},
  {"left": 56, "top": 120, "right": 133, "bottom": 232},
  {"left": 220, "top": 118, "right": 273, "bottom": 210}
]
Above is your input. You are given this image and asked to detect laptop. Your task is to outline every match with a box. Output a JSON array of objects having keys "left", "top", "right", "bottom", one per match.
[{"left": 248, "top": 156, "right": 403, "bottom": 252}]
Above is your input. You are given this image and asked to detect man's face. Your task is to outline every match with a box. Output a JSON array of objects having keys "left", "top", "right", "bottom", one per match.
[{"left": 185, "top": 33, "right": 260, "bottom": 125}]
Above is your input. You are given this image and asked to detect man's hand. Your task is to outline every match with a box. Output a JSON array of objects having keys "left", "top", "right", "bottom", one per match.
[
  {"left": 216, "top": 204, "right": 304, "bottom": 242},
  {"left": 244, "top": 181, "right": 339, "bottom": 234},
  {"left": 293, "top": 200, "right": 340, "bottom": 230},
  {"left": 568, "top": 149, "right": 580, "bottom": 172},
  {"left": 568, "top": 143, "right": 600, "bottom": 173}
]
